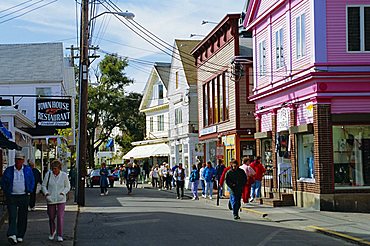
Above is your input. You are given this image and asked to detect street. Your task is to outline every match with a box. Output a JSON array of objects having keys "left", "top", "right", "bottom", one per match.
[{"left": 75, "top": 183, "right": 353, "bottom": 246}]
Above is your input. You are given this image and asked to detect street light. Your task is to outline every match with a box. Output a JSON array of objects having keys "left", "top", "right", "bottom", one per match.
[
  {"left": 201, "top": 20, "right": 218, "bottom": 25},
  {"left": 76, "top": 3, "right": 135, "bottom": 206}
]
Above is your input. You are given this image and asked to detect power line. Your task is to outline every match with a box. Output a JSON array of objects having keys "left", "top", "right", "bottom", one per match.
[
  {"left": 0, "top": 0, "right": 58, "bottom": 24},
  {"left": 0, "top": 0, "right": 33, "bottom": 15}
]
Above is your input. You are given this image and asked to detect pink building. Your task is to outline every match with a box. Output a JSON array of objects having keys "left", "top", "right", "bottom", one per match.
[{"left": 243, "top": 0, "right": 370, "bottom": 211}]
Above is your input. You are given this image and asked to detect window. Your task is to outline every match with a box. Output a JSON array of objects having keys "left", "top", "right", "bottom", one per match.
[
  {"left": 276, "top": 28, "right": 284, "bottom": 69},
  {"left": 175, "top": 71, "right": 179, "bottom": 89},
  {"left": 296, "top": 13, "right": 306, "bottom": 58},
  {"left": 213, "top": 79, "right": 218, "bottom": 123},
  {"left": 218, "top": 75, "right": 224, "bottom": 121},
  {"left": 149, "top": 117, "right": 154, "bottom": 132},
  {"left": 203, "top": 84, "right": 208, "bottom": 126},
  {"left": 224, "top": 73, "right": 229, "bottom": 120},
  {"left": 175, "top": 108, "right": 182, "bottom": 125},
  {"left": 258, "top": 40, "right": 266, "bottom": 76},
  {"left": 157, "top": 115, "right": 164, "bottom": 131},
  {"left": 36, "top": 87, "right": 52, "bottom": 96},
  {"left": 347, "top": 6, "right": 370, "bottom": 51},
  {"left": 158, "top": 84, "right": 163, "bottom": 99},
  {"left": 333, "top": 125, "right": 370, "bottom": 188},
  {"left": 297, "top": 134, "right": 314, "bottom": 180},
  {"left": 208, "top": 81, "right": 213, "bottom": 125}
]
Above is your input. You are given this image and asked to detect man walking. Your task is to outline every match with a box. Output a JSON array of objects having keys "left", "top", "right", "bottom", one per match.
[
  {"left": 204, "top": 161, "right": 216, "bottom": 200},
  {"left": 250, "top": 156, "right": 266, "bottom": 202},
  {"left": 225, "top": 159, "right": 247, "bottom": 220},
  {"left": 28, "top": 160, "right": 42, "bottom": 211},
  {"left": 174, "top": 163, "right": 185, "bottom": 199},
  {"left": 215, "top": 159, "right": 226, "bottom": 197},
  {"left": 1, "top": 152, "right": 35, "bottom": 244}
]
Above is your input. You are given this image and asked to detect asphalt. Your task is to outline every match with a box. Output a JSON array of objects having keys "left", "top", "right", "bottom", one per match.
[{"left": 0, "top": 183, "right": 369, "bottom": 245}]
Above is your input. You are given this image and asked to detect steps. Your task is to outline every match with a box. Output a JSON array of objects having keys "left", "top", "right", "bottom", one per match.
[{"left": 260, "top": 193, "right": 295, "bottom": 207}]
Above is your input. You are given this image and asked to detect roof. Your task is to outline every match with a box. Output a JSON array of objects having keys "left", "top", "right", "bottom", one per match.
[
  {"left": 154, "top": 62, "right": 171, "bottom": 88},
  {"left": 175, "top": 39, "right": 200, "bottom": 85},
  {"left": 0, "top": 42, "right": 64, "bottom": 83}
]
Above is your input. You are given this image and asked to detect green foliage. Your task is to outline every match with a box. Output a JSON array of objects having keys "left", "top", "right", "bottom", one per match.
[{"left": 86, "top": 54, "right": 144, "bottom": 167}]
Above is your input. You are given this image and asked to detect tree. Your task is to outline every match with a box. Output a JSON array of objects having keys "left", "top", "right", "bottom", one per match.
[{"left": 86, "top": 54, "right": 143, "bottom": 168}]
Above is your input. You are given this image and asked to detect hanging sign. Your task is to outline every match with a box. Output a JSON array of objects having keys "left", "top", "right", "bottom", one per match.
[{"left": 36, "top": 98, "right": 71, "bottom": 128}]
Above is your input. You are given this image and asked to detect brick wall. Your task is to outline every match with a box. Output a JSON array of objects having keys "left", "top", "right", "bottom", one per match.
[
  {"left": 290, "top": 106, "right": 297, "bottom": 190},
  {"left": 255, "top": 116, "right": 261, "bottom": 156},
  {"left": 271, "top": 110, "right": 278, "bottom": 189},
  {"left": 313, "top": 104, "right": 334, "bottom": 194}
]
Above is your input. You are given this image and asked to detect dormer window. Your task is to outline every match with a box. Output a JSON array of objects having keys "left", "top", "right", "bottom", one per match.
[{"left": 158, "top": 84, "right": 163, "bottom": 99}]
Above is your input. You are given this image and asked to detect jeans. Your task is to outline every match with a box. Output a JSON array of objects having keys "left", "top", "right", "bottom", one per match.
[
  {"left": 205, "top": 181, "right": 213, "bottom": 198},
  {"left": 126, "top": 179, "right": 133, "bottom": 193},
  {"left": 191, "top": 180, "right": 199, "bottom": 198},
  {"left": 47, "top": 203, "right": 66, "bottom": 237},
  {"left": 216, "top": 180, "right": 223, "bottom": 197},
  {"left": 176, "top": 180, "right": 184, "bottom": 198},
  {"left": 7, "top": 194, "right": 30, "bottom": 238},
  {"left": 251, "top": 180, "right": 262, "bottom": 198},
  {"left": 29, "top": 191, "right": 37, "bottom": 208},
  {"left": 200, "top": 180, "right": 205, "bottom": 195},
  {"left": 229, "top": 193, "right": 242, "bottom": 216}
]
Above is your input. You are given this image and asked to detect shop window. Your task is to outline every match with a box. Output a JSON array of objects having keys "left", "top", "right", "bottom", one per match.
[
  {"left": 262, "top": 139, "right": 273, "bottom": 176},
  {"left": 333, "top": 125, "right": 370, "bottom": 188},
  {"left": 297, "top": 134, "right": 314, "bottom": 180}
]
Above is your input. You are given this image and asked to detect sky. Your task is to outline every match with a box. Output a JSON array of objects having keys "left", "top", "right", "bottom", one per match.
[{"left": 0, "top": 0, "right": 245, "bottom": 93}]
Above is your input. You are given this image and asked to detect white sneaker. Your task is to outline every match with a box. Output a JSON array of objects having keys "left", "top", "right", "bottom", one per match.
[
  {"left": 249, "top": 198, "right": 254, "bottom": 202},
  {"left": 48, "top": 231, "right": 56, "bottom": 240},
  {"left": 17, "top": 238, "right": 23, "bottom": 243},
  {"left": 57, "top": 236, "right": 63, "bottom": 242},
  {"left": 209, "top": 196, "right": 213, "bottom": 200},
  {"left": 202, "top": 194, "right": 206, "bottom": 198},
  {"left": 8, "top": 235, "right": 17, "bottom": 245},
  {"left": 105, "top": 190, "right": 109, "bottom": 195},
  {"left": 100, "top": 193, "right": 104, "bottom": 196}
]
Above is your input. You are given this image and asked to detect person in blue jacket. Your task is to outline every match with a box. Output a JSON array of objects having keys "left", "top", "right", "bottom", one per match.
[
  {"left": 1, "top": 152, "right": 35, "bottom": 245},
  {"left": 203, "top": 161, "right": 216, "bottom": 200},
  {"left": 99, "top": 163, "right": 109, "bottom": 196}
]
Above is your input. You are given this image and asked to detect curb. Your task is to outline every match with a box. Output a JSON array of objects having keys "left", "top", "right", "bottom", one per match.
[
  {"left": 242, "top": 207, "right": 268, "bottom": 218},
  {"left": 307, "top": 226, "right": 370, "bottom": 246}
]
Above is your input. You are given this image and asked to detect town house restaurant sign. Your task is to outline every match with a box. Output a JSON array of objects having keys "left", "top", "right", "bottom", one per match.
[{"left": 36, "top": 98, "right": 71, "bottom": 128}]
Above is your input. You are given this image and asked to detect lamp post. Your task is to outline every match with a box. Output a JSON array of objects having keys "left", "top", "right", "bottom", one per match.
[{"left": 76, "top": 5, "right": 135, "bottom": 206}]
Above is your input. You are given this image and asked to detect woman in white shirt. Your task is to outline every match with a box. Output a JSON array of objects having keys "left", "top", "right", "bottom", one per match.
[{"left": 41, "top": 160, "right": 70, "bottom": 242}]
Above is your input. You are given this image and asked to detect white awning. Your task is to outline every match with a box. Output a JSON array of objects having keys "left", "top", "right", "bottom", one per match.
[{"left": 122, "top": 143, "right": 170, "bottom": 159}]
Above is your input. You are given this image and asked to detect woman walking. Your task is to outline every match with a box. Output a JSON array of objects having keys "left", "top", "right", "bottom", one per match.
[
  {"left": 100, "top": 163, "right": 109, "bottom": 196},
  {"left": 189, "top": 165, "right": 200, "bottom": 200},
  {"left": 41, "top": 160, "right": 70, "bottom": 242}
]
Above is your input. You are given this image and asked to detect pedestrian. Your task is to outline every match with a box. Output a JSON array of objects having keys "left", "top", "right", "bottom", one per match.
[
  {"left": 158, "top": 163, "right": 165, "bottom": 190},
  {"left": 133, "top": 163, "right": 140, "bottom": 188},
  {"left": 240, "top": 157, "right": 256, "bottom": 204},
  {"left": 41, "top": 160, "right": 70, "bottom": 242},
  {"left": 68, "top": 164, "right": 77, "bottom": 190},
  {"left": 125, "top": 163, "right": 136, "bottom": 194},
  {"left": 174, "top": 163, "right": 185, "bottom": 199},
  {"left": 215, "top": 159, "right": 226, "bottom": 197},
  {"left": 1, "top": 152, "right": 35, "bottom": 245},
  {"left": 225, "top": 159, "right": 247, "bottom": 220},
  {"left": 119, "top": 165, "right": 126, "bottom": 185},
  {"left": 189, "top": 164, "right": 200, "bottom": 200},
  {"left": 151, "top": 165, "right": 159, "bottom": 188},
  {"left": 171, "top": 163, "right": 178, "bottom": 187},
  {"left": 163, "top": 164, "right": 172, "bottom": 190},
  {"left": 199, "top": 162, "right": 206, "bottom": 198},
  {"left": 100, "top": 162, "right": 109, "bottom": 196},
  {"left": 28, "top": 160, "right": 42, "bottom": 211},
  {"left": 143, "top": 161, "right": 150, "bottom": 182},
  {"left": 250, "top": 156, "right": 266, "bottom": 202},
  {"left": 204, "top": 161, "right": 216, "bottom": 200}
]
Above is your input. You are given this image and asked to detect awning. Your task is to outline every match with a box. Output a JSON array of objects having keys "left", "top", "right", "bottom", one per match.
[
  {"left": 0, "top": 131, "right": 22, "bottom": 150},
  {"left": 123, "top": 143, "right": 169, "bottom": 159}
]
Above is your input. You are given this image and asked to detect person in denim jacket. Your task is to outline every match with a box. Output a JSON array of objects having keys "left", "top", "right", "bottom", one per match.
[
  {"left": 203, "top": 161, "right": 216, "bottom": 199},
  {"left": 1, "top": 152, "right": 35, "bottom": 245}
]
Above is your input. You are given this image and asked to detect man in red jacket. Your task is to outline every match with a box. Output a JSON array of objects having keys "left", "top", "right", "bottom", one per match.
[{"left": 249, "top": 156, "right": 266, "bottom": 202}]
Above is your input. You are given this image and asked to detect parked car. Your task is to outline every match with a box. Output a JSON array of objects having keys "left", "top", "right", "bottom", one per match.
[{"left": 86, "top": 169, "right": 115, "bottom": 188}]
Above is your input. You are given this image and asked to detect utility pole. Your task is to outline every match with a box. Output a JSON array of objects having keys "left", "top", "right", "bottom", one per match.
[{"left": 76, "top": 0, "right": 89, "bottom": 206}]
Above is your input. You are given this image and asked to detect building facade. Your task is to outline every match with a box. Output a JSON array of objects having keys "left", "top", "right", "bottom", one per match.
[
  {"left": 244, "top": 0, "right": 370, "bottom": 211},
  {"left": 0, "top": 43, "right": 75, "bottom": 174},
  {"left": 192, "top": 14, "right": 255, "bottom": 168},
  {"left": 167, "top": 40, "right": 200, "bottom": 186},
  {"left": 123, "top": 63, "right": 171, "bottom": 167}
]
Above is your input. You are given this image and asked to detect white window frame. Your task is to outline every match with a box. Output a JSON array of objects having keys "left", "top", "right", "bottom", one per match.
[
  {"left": 149, "top": 117, "right": 154, "bottom": 132},
  {"left": 157, "top": 115, "right": 164, "bottom": 131},
  {"left": 275, "top": 28, "right": 284, "bottom": 69},
  {"left": 258, "top": 40, "right": 266, "bottom": 76},
  {"left": 346, "top": 5, "right": 370, "bottom": 52},
  {"left": 175, "top": 108, "right": 182, "bottom": 125},
  {"left": 296, "top": 13, "right": 306, "bottom": 59}
]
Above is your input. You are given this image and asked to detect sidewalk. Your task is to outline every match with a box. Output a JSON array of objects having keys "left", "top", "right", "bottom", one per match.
[
  {"left": 0, "top": 192, "right": 78, "bottom": 246},
  {"left": 148, "top": 183, "right": 370, "bottom": 245}
]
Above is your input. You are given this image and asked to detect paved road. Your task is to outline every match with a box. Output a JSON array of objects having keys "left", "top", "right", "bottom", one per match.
[{"left": 75, "top": 184, "right": 354, "bottom": 246}]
